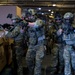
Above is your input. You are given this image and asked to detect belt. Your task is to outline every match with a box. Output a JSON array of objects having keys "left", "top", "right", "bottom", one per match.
[{"left": 0, "top": 43, "right": 3, "bottom": 46}]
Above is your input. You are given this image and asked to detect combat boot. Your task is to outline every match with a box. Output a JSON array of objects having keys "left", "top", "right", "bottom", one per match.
[
  {"left": 28, "top": 69, "right": 34, "bottom": 75},
  {"left": 73, "top": 71, "right": 75, "bottom": 75},
  {"left": 50, "top": 67, "right": 57, "bottom": 75},
  {"left": 58, "top": 70, "right": 62, "bottom": 74},
  {"left": 58, "top": 67, "right": 63, "bottom": 74}
]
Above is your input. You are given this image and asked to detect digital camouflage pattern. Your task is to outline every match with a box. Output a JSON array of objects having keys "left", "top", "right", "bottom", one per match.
[
  {"left": 63, "top": 32, "right": 75, "bottom": 75},
  {"left": 26, "top": 44, "right": 45, "bottom": 75},
  {"left": 26, "top": 19, "right": 45, "bottom": 75},
  {"left": 48, "top": 22, "right": 64, "bottom": 74},
  {"left": 6, "top": 22, "right": 24, "bottom": 75}
]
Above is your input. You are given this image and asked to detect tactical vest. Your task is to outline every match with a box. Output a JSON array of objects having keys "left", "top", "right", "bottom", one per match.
[
  {"left": 28, "top": 26, "right": 45, "bottom": 45},
  {"left": 51, "top": 23, "right": 63, "bottom": 43},
  {"left": 63, "top": 32, "right": 75, "bottom": 45},
  {"left": 10, "top": 23, "right": 24, "bottom": 42}
]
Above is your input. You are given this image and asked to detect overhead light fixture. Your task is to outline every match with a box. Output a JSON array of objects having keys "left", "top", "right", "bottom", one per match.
[
  {"left": 48, "top": 9, "right": 51, "bottom": 11},
  {"left": 38, "top": 8, "right": 41, "bottom": 10},
  {"left": 53, "top": 4, "right": 56, "bottom": 6},
  {"left": 51, "top": 14, "right": 53, "bottom": 16},
  {"left": 42, "top": 13, "right": 44, "bottom": 15},
  {"left": 51, "top": 11, "right": 54, "bottom": 14}
]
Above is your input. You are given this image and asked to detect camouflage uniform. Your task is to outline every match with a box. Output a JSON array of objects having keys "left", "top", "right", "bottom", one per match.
[
  {"left": 56, "top": 24, "right": 65, "bottom": 73},
  {"left": 6, "top": 22, "right": 24, "bottom": 75},
  {"left": 63, "top": 12, "right": 75, "bottom": 75},
  {"left": 46, "top": 22, "right": 54, "bottom": 54},
  {"left": 63, "top": 32, "right": 75, "bottom": 75},
  {"left": 49, "top": 24, "right": 64, "bottom": 74},
  {"left": 49, "top": 13, "right": 64, "bottom": 74},
  {"left": 26, "top": 20, "right": 45, "bottom": 75},
  {"left": 49, "top": 43, "right": 59, "bottom": 75}
]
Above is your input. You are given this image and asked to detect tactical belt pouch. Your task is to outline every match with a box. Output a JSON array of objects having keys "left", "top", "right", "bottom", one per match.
[
  {"left": 71, "top": 44, "right": 75, "bottom": 50},
  {"left": 14, "top": 41, "right": 22, "bottom": 46},
  {"left": 0, "top": 43, "right": 3, "bottom": 46},
  {"left": 38, "top": 35, "right": 45, "bottom": 44},
  {"left": 38, "top": 40, "right": 44, "bottom": 44},
  {"left": 29, "top": 37, "right": 38, "bottom": 45}
]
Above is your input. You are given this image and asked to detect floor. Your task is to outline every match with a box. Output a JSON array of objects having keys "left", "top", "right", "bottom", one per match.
[
  {"left": 0, "top": 66, "right": 64, "bottom": 75},
  {"left": 0, "top": 55, "right": 64, "bottom": 75}
]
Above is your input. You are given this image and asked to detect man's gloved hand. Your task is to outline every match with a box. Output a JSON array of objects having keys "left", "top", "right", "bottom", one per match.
[
  {"left": 4, "top": 30, "right": 8, "bottom": 35},
  {"left": 57, "top": 29, "right": 63, "bottom": 36},
  {"left": 44, "top": 46, "right": 46, "bottom": 51},
  {"left": 72, "top": 45, "right": 75, "bottom": 50},
  {"left": 20, "top": 27, "right": 25, "bottom": 33}
]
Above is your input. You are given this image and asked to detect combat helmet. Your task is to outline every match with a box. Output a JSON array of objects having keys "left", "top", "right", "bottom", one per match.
[
  {"left": 54, "top": 11, "right": 62, "bottom": 25},
  {"left": 64, "top": 12, "right": 74, "bottom": 24},
  {"left": 54, "top": 11, "right": 62, "bottom": 20},
  {"left": 28, "top": 9, "right": 36, "bottom": 15},
  {"left": 64, "top": 12, "right": 73, "bottom": 19},
  {"left": 35, "top": 19, "right": 43, "bottom": 27},
  {"left": 21, "top": 13, "right": 26, "bottom": 18}
]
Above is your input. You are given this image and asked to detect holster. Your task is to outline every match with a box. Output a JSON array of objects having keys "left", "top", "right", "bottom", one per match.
[{"left": 72, "top": 45, "right": 75, "bottom": 50}]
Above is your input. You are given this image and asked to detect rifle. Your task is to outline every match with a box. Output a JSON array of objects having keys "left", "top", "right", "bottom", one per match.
[{"left": 8, "top": 24, "right": 17, "bottom": 32}]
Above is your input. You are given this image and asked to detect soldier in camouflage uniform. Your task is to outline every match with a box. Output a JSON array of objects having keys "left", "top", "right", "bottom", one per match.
[
  {"left": 62, "top": 12, "right": 75, "bottom": 75},
  {"left": 49, "top": 12, "right": 64, "bottom": 75},
  {"left": 21, "top": 12, "right": 29, "bottom": 50},
  {"left": 54, "top": 12, "right": 64, "bottom": 74},
  {"left": 6, "top": 15, "right": 25, "bottom": 75},
  {"left": 46, "top": 18, "right": 54, "bottom": 54},
  {"left": 25, "top": 9, "right": 46, "bottom": 75}
]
